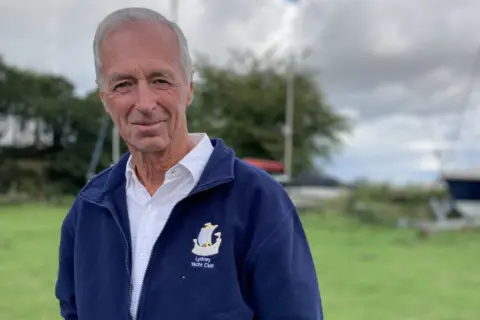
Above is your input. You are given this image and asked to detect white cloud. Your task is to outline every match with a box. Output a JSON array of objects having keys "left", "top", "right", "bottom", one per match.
[
  {"left": 326, "top": 105, "right": 480, "bottom": 182},
  {"left": 417, "top": 153, "right": 441, "bottom": 172},
  {"left": 371, "top": 17, "right": 415, "bottom": 56}
]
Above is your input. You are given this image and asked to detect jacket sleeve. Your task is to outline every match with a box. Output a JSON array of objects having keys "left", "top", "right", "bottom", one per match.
[
  {"left": 248, "top": 206, "right": 323, "bottom": 319},
  {"left": 55, "top": 202, "right": 78, "bottom": 319}
]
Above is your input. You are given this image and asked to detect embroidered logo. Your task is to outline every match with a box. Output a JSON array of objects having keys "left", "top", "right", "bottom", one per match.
[
  {"left": 192, "top": 222, "right": 222, "bottom": 256},
  {"left": 191, "top": 222, "right": 222, "bottom": 269}
]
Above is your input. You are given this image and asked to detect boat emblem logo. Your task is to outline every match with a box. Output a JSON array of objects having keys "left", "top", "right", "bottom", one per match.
[{"left": 192, "top": 222, "right": 222, "bottom": 257}]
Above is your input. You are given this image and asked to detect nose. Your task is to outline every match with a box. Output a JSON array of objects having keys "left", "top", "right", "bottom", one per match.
[{"left": 135, "top": 80, "right": 157, "bottom": 112}]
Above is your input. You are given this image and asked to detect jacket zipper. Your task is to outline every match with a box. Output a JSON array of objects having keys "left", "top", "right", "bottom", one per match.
[
  {"left": 80, "top": 197, "right": 134, "bottom": 320},
  {"left": 134, "top": 180, "right": 231, "bottom": 320},
  {"left": 133, "top": 206, "right": 175, "bottom": 320},
  {"left": 79, "top": 178, "right": 231, "bottom": 320},
  {"left": 107, "top": 202, "right": 135, "bottom": 320}
]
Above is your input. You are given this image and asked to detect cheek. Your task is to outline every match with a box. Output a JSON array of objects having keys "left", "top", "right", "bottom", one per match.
[
  {"left": 161, "top": 91, "right": 184, "bottom": 119},
  {"left": 105, "top": 99, "right": 131, "bottom": 128},
  {"left": 107, "top": 107, "right": 123, "bottom": 124}
]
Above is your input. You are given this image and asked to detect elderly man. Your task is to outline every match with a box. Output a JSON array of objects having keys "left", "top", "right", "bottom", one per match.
[{"left": 55, "top": 7, "right": 323, "bottom": 320}]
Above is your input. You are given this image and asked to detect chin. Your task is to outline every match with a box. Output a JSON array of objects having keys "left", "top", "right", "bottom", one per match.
[{"left": 130, "top": 137, "right": 171, "bottom": 153}]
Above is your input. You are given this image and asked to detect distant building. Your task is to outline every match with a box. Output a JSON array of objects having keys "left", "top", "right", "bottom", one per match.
[{"left": 0, "top": 116, "right": 51, "bottom": 147}]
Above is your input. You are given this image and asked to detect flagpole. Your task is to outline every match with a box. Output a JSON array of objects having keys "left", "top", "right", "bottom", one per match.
[
  {"left": 283, "top": 0, "right": 299, "bottom": 182},
  {"left": 171, "top": 0, "right": 179, "bottom": 23},
  {"left": 112, "top": 126, "right": 120, "bottom": 163},
  {"left": 284, "top": 54, "right": 295, "bottom": 182}
]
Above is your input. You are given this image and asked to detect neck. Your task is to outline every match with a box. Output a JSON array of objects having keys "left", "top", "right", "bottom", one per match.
[{"left": 130, "top": 132, "right": 194, "bottom": 195}]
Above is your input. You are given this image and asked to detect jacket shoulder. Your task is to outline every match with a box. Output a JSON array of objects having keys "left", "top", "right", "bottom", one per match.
[
  {"left": 78, "top": 165, "right": 114, "bottom": 199},
  {"left": 233, "top": 158, "right": 288, "bottom": 194}
]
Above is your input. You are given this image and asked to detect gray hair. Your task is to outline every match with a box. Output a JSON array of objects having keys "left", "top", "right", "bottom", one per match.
[{"left": 93, "top": 7, "right": 193, "bottom": 87}]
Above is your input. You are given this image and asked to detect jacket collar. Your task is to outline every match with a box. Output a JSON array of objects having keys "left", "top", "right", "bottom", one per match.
[{"left": 79, "top": 138, "right": 235, "bottom": 204}]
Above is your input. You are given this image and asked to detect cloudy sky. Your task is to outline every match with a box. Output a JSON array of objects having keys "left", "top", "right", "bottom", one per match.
[{"left": 1, "top": 0, "right": 480, "bottom": 184}]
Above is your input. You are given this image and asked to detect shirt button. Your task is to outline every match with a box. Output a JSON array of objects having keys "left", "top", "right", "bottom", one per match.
[{"left": 147, "top": 205, "right": 153, "bottom": 212}]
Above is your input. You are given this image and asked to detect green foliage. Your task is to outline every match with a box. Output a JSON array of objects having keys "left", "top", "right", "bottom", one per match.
[
  {"left": 188, "top": 49, "right": 350, "bottom": 174},
  {"left": 344, "top": 182, "right": 449, "bottom": 225},
  {"left": 352, "top": 182, "right": 447, "bottom": 206},
  {"left": 0, "top": 58, "right": 114, "bottom": 195}
]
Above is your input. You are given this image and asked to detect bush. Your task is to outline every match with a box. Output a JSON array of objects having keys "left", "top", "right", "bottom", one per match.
[{"left": 344, "top": 183, "right": 448, "bottom": 226}]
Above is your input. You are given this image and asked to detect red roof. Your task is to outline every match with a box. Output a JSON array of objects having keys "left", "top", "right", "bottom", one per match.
[{"left": 243, "top": 158, "right": 284, "bottom": 173}]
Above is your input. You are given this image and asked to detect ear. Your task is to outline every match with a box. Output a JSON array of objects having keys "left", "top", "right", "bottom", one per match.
[
  {"left": 99, "top": 90, "right": 110, "bottom": 114},
  {"left": 186, "top": 79, "right": 194, "bottom": 108}
]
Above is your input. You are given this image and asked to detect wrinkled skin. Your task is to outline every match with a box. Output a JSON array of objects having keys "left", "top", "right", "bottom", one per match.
[{"left": 98, "top": 20, "right": 194, "bottom": 192}]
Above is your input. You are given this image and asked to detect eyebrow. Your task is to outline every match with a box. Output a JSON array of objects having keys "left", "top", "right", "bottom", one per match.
[
  {"left": 108, "top": 73, "right": 135, "bottom": 84},
  {"left": 108, "top": 70, "right": 176, "bottom": 84}
]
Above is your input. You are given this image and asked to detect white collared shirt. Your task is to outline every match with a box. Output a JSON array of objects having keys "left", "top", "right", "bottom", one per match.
[{"left": 125, "top": 133, "right": 214, "bottom": 319}]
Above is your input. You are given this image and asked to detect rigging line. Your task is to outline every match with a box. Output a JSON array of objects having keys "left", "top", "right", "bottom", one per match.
[{"left": 438, "top": 42, "right": 480, "bottom": 170}]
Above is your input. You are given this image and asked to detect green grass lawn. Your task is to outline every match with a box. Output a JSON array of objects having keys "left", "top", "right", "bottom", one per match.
[{"left": 0, "top": 203, "right": 479, "bottom": 319}]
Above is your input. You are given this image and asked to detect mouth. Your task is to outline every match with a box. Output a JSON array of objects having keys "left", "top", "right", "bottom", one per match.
[{"left": 132, "top": 120, "right": 166, "bottom": 127}]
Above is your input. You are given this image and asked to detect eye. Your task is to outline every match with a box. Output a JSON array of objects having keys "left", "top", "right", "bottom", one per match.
[
  {"left": 152, "top": 79, "right": 170, "bottom": 88},
  {"left": 113, "top": 82, "right": 132, "bottom": 91}
]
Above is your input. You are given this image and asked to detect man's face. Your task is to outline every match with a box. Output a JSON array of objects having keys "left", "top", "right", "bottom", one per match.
[{"left": 98, "top": 21, "right": 193, "bottom": 153}]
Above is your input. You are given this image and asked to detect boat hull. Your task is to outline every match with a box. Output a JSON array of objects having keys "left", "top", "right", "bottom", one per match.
[
  {"left": 444, "top": 178, "right": 480, "bottom": 201},
  {"left": 444, "top": 177, "right": 480, "bottom": 219}
]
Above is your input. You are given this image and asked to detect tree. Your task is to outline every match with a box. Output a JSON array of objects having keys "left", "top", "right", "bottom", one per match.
[
  {"left": 0, "top": 58, "right": 113, "bottom": 195},
  {"left": 188, "top": 49, "right": 350, "bottom": 174}
]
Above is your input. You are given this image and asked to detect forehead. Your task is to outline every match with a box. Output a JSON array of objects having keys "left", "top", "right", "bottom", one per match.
[{"left": 99, "top": 21, "right": 182, "bottom": 79}]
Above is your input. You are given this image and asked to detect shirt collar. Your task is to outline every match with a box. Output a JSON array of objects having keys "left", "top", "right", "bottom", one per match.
[
  {"left": 178, "top": 133, "right": 214, "bottom": 184},
  {"left": 125, "top": 133, "right": 213, "bottom": 186}
]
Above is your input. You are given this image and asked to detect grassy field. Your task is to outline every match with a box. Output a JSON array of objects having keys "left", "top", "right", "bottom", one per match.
[{"left": 0, "top": 203, "right": 479, "bottom": 320}]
